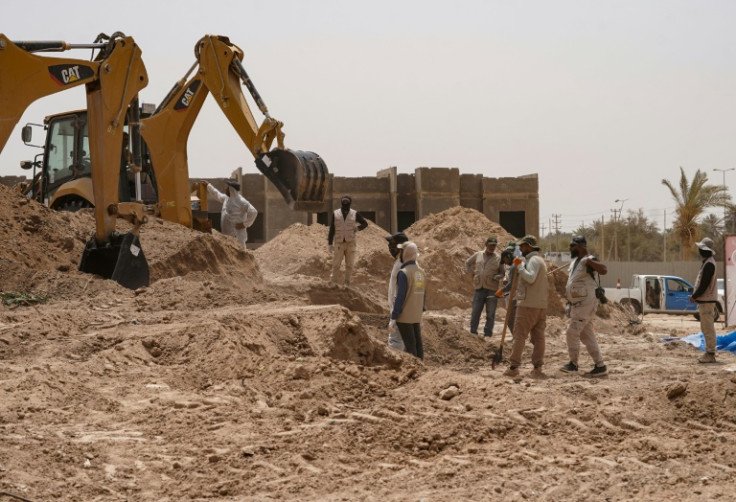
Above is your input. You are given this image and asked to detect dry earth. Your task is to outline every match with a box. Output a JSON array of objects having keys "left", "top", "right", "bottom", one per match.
[{"left": 1, "top": 184, "right": 736, "bottom": 501}]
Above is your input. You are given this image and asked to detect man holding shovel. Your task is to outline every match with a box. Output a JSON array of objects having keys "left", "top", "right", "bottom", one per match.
[{"left": 503, "top": 235, "right": 548, "bottom": 378}]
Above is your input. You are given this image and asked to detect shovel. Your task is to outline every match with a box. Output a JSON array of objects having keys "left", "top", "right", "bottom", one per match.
[{"left": 492, "top": 269, "right": 519, "bottom": 369}]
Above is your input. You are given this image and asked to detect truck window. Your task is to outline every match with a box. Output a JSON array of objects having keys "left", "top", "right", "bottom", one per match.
[
  {"left": 646, "top": 277, "right": 661, "bottom": 308},
  {"left": 666, "top": 278, "right": 691, "bottom": 292}
]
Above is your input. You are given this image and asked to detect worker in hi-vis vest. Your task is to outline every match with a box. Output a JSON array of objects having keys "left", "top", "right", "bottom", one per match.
[{"left": 327, "top": 195, "right": 368, "bottom": 288}]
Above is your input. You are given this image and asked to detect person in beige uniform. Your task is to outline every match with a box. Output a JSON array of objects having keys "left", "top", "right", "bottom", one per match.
[
  {"left": 389, "top": 242, "right": 426, "bottom": 359},
  {"left": 560, "top": 236, "right": 609, "bottom": 377},
  {"left": 328, "top": 195, "right": 368, "bottom": 288},
  {"left": 690, "top": 237, "right": 719, "bottom": 363},
  {"left": 504, "top": 235, "right": 548, "bottom": 378},
  {"left": 464, "top": 236, "right": 504, "bottom": 337}
]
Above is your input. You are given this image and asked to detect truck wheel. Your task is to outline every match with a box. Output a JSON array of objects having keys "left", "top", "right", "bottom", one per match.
[
  {"left": 694, "top": 309, "right": 720, "bottom": 322},
  {"left": 620, "top": 298, "right": 642, "bottom": 315}
]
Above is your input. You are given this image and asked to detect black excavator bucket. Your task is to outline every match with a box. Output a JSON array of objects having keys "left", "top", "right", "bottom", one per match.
[
  {"left": 78, "top": 232, "right": 150, "bottom": 290},
  {"left": 255, "top": 149, "right": 328, "bottom": 211}
]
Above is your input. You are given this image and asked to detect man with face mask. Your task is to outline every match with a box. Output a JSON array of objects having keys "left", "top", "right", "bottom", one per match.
[
  {"left": 385, "top": 231, "right": 409, "bottom": 351},
  {"left": 560, "top": 236, "right": 609, "bottom": 377},
  {"left": 389, "top": 241, "right": 426, "bottom": 359},
  {"left": 690, "top": 237, "right": 719, "bottom": 363},
  {"left": 504, "top": 235, "right": 548, "bottom": 378},
  {"left": 328, "top": 195, "right": 368, "bottom": 288},
  {"left": 203, "top": 180, "right": 258, "bottom": 250}
]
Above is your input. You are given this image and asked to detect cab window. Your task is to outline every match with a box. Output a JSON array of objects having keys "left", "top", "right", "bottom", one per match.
[
  {"left": 666, "top": 278, "right": 691, "bottom": 292},
  {"left": 46, "top": 116, "right": 76, "bottom": 184}
]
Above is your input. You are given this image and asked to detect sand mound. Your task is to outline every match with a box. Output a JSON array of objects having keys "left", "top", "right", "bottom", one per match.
[
  {"left": 0, "top": 184, "right": 262, "bottom": 299},
  {"left": 257, "top": 207, "right": 533, "bottom": 311}
]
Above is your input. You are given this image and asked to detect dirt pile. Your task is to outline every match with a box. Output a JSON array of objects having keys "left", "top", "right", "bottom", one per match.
[
  {"left": 257, "top": 206, "right": 559, "bottom": 312},
  {"left": 0, "top": 184, "right": 261, "bottom": 301},
  {"left": 2, "top": 184, "right": 736, "bottom": 501}
]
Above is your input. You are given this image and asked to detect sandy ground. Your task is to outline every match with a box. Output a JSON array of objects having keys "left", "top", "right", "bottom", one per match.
[{"left": 1, "top": 184, "right": 736, "bottom": 502}]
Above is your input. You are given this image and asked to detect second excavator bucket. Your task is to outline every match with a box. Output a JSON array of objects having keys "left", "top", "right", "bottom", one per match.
[
  {"left": 255, "top": 149, "right": 328, "bottom": 211},
  {"left": 78, "top": 232, "right": 150, "bottom": 290}
]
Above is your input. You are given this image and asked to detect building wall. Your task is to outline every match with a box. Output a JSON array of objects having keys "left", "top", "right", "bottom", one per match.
[
  {"left": 1, "top": 165, "right": 539, "bottom": 245},
  {"left": 415, "top": 167, "right": 460, "bottom": 218},
  {"left": 201, "top": 167, "right": 539, "bottom": 245}
]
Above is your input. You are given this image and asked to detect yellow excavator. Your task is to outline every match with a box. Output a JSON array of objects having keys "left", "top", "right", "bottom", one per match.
[
  {"left": 5, "top": 34, "right": 329, "bottom": 288},
  {"left": 0, "top": 32, "right": 151, "bottom": 289},
  {"left": 144, "top": 34, "right": 328, "bottom": 226}
]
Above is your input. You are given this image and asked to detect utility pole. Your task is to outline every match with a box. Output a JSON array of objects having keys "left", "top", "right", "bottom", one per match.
[
  {"left": 713, "top": 168, "right": 735, "bottom": 233},
  {"left": 627, "top": 216, "right": 631, "bottom": 261},
  {"left": 600, "top": 215, "right": 605, "bottom": 261},
  {"left": 610, "top": 208, "right": 621, "bottom": 261},
  {"left": 663, "top": 209, "right": 667, "bottom": 263},
  {"left": 612, "top": 198, "right": 628, "bottom": 262},
  {"left": 552, "top": 214, "right": 561, "bottom": 252}
]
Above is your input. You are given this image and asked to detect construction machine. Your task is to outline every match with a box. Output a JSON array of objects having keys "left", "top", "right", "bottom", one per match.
[
  {"left": 0, "top": 32, "right": 151, "bottom": 289},
  {"left": 144, "top": 34, "right": 328, "bottom": 227},
  {"left": 16, "top": 34, "right": 329, "bottom": 232}
]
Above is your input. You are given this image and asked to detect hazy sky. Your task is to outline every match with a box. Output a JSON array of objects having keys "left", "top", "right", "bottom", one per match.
[{"left": 3, "top": 0, "right": 736, "bottom": 235}]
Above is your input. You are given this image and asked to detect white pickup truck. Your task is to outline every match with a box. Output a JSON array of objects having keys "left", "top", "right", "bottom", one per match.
[{"left": 604, "top": 274, "right": 725, "bottom": 321}]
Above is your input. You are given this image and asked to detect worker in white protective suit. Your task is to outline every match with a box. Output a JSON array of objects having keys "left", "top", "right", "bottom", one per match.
[{"left": 203, "top": 180, "right": 258, "bottom": 250}]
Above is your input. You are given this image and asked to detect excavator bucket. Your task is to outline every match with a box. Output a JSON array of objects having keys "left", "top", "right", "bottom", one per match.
[
  {"left": 79, "top": 232, "right": 150, "bottom": 290},
  {"left": 255, "top": 149, "right": 328, "bottom": 211}
]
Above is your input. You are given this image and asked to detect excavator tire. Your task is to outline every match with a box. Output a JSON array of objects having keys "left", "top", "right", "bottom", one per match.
[
  {"left": 255, "top": 149, "right": 328, "bottom": 211},
  {"left": 78, "top": 232, "right": 150, "bottom": 290},
  {"left": 56, "top": 199, "right": 93, "bottom": 212}
]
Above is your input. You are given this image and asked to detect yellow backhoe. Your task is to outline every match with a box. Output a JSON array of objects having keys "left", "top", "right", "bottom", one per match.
[
  {"left": 5, "top": 34, "right": 329, "bottom": 289},
  {"left": 0, "top": 32, "right": 151, "bottom": 289},
  {"left": 144, "top": 34, "right": 328, "bottom": 227}
]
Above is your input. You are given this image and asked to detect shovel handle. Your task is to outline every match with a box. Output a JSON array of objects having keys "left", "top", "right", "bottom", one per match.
[{"left": 498, "top": 269, "right": 520, "bottom": 347}]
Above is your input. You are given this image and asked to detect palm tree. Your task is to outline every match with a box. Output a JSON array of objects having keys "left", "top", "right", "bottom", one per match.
[{"left": 661, "top": 167, "right": 734, "bottom": 260}]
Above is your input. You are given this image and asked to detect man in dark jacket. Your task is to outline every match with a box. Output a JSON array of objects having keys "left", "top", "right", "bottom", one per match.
[
  {"left": 690, "top": 237, "right": 719, "bottom": 363},
  {"left": 389, "top": 242, "right": 426, "bottom": 359}
]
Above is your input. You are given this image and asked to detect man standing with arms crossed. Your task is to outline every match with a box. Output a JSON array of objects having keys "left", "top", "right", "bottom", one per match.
[
  {"left": 328, "top": 195, "right": 368, "bottom": 288},
  {"left": 560, "top": 236, "right": 609, "bottom": 377},
  {"left": 504, "top": 235, "right": 548, "bottom": 378}
]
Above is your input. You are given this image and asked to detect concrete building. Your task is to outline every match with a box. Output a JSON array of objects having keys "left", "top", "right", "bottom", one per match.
[{"left": 206, "top": 167, "right": 539, "bottom": 247}]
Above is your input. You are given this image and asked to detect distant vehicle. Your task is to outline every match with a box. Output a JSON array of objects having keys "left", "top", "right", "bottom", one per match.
[
  {"left": 717, "top": 278, "right": 725, "bottom": 302},
  {"left": 604, "top": 274, "right": 724, "bottom": 321},
  {"left": 544, "top": 251, "right": 571, "bottom": 265}
]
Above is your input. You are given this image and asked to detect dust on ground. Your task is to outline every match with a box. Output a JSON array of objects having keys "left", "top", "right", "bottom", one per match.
[{"left": 1, "top": 183, "right": 735, "bottom": 501}]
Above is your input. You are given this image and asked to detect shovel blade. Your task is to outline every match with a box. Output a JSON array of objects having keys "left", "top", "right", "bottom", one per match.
[
  {"left": 79, "top": 232, "right": 150, "bottom": 290},
  {"left": 491, "top": 347, "right": 503, "bottom": 369}
]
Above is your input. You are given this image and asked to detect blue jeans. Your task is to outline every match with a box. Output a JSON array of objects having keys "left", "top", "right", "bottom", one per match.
[{"left": 470, "top": 288, "right": 498, "bottom": 336}]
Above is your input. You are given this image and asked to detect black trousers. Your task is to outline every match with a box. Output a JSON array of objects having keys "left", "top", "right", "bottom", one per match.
[{"left": 397, "top": 322, "right": 423, "bottom": 359}]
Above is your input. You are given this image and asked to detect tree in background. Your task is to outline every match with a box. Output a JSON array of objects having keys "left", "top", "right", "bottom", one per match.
[
  {"left": 574, "top": 209, "right": 662, "bottom": 262},
  {"left": 661, "top": 167, "right": 734, "bottom": 260},
  {"left": 700, "top": 212, "right": 726, "bottom": 256}
]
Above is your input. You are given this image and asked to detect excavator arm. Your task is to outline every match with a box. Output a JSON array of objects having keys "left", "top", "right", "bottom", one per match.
[
  {"left": 0, "top": 33, "right": 151, "bottom": 289},
  {"left": 141, "top": 34, "right": 327, "bottom": 227},
  {"left": 0, "top": 34, "right": 100, "bottom": 153}
]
